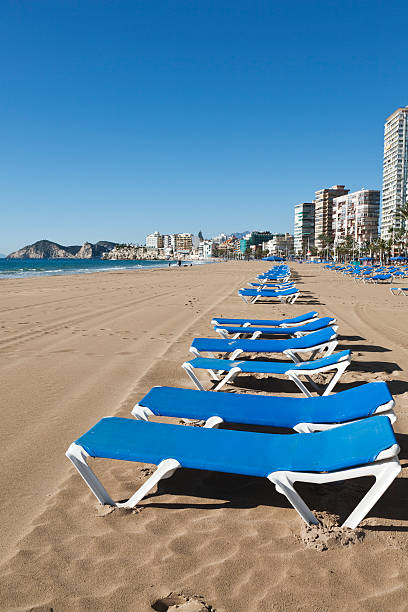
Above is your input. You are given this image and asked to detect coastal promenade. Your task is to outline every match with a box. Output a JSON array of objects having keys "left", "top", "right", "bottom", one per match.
[{"left": 0, "top": 261, "right": 407, "bottom": 610}]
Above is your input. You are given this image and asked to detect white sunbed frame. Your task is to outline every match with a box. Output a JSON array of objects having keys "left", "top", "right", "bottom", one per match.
[
  {"left": 390, "top": 287, "right": 408, "bottom": 296},
  {"left": 181, "top": 349, "right": 349, "bottom": 396},
  {"left": 66, "top": 432, "right": 401, "bottom": 529},
  {"left": 239, "top": 289, "right": 300, "bottom": 305},
  {"left": 210, "top": 313, "right": 320, "bottom": 328},
  {"left": 214, "top": 322, "right": 336, "bottom": 341},
  {"left": 189, "top": 331, "right": 338, "bottom": 364}
]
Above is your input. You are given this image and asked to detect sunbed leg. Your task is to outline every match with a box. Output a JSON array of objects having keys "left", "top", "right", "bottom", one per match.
[
  {"left": 322, "top": 361, "right": 349, "bottom": 395},
  {"left": 66, "top": 443, "right": 116, "bottom": 506},
  {"left": 131, "top": 405, "right": 155, "bottom": 421},
  {"left": 267, "top": 472, "right": 319, "bottom": 526},
  {"left": 213, "top": 367, "right": 241, "bottom": 391},
  {"left": 182, "top": 362, "right": 206, "bottom": 391},
  {"left": 341, "top": 458, "right": 401, "bottom": 528},
  {"left": 120, "top": 458, "right": 181, "bottom": 508},
  {"left": 286, "top": 373, "right": 313, "bottom": 398},
  {"left": 204, "top": 416, "right": 224, "bottom": 428}
]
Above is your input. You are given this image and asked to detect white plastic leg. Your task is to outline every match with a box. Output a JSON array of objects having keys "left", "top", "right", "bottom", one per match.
[
  {"left": 268, "top": 455, "right": 401, "bottom": 529},
  {"left": 286, "top": 373, "right": 313, "bottom": 397},
  {"left": 119, "top": 458, "right": 181, "bottom": 508},
  {"left": 267, "top": 473, "right": 319, "bottom": 525},
  {"left": 182, "top": 362, "right": 206, "bottom": 391},
  {"left": 204, "top": 416, "right": 224, "bottom": 428},
  {"left": 131, "top": 405, "right": 155, "bottom": 420},
  {"left": 213, "top": 367, "right": 241, "bottom": 391},
  {"left": 66, "top": 443, "right": 115, "bottom": 505}
]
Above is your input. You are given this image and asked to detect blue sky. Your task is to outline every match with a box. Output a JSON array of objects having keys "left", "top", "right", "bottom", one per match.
[{"left": 1, "top": 0, "right": 408, "bottom": 253}]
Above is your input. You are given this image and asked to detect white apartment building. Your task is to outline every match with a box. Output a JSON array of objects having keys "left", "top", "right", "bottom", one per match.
[
  {"left": 333, "top": 189, "right": 380, "bottom": 247},
  {"left": 381, "top": 106, "right": 408, "bottom": 238},
  {"left": 146, "top": 231, "right": 163, "bottom": 249},
  {"left": 212, "top": 233, "right": 228, "bottom": 244},
  {"left": 263, "top": 233, "right": 294, "bottom": 256},
  {"left": 294, "top": 202, "right": 315, "bottom": 254},
  {"left": 162, "top": 234, "right": 172, "bottom": 249},
  {"left": 198, "top": 240, "right": 214, "bottom": 259}
]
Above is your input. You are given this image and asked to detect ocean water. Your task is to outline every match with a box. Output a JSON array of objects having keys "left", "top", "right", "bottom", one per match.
[{"left": 0, "top": 258, "right": 205, "bottom": 279}]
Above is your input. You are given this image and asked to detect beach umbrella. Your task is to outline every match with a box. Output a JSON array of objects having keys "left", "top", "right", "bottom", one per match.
[{"left": 262, "top": 256, "right": 284, "bottom": 261}]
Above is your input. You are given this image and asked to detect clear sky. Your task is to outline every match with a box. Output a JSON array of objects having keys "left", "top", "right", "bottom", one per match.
[{"left": 1, "top": 0, "right": 408, "bottom": 253}]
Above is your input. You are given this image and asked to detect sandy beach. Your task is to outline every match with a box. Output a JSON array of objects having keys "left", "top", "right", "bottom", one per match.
[{"left": 0, "top": 261, "right": 407, "bottom": 611}]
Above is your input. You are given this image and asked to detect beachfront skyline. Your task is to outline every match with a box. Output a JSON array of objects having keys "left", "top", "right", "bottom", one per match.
[{"left": 2, "top": 1, "right": 408, "bottom": 253}]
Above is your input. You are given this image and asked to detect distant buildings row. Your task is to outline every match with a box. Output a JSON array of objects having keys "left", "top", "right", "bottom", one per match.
[
  {"left": 144, "top": 230, "right": 294, "bottom": 259},
  {"left": 294, "top": 186, "right": 380, "bottom": 255},
  {"left": 293, "top": 105, "right": 408, "bottom": 256}
]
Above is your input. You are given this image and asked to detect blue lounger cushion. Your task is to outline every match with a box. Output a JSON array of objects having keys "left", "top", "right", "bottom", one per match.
[
  {"left": 137, "top": 381, "right": 393, "bottom": 428},
  {"left": 211, "top": 312, "right": 318, "bottom": 326},
  {"left": 74, "top": 415, "right": 396, "bottom": 477},
  {"left": 191, "top": 327, "right": 336, "bottom": 354},
  {"left": 214, "top": 317, "right": 335, "bottom": 335},
  {"left": 185, "top": 349, "right": 350, "bottom": 374}
]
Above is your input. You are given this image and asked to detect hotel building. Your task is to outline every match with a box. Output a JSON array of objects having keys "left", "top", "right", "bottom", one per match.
[
  {"left": 146, "top": 231, "right": 163, "bottom": 249},
  {"left": 294, "top": 202, "right": 315, "bottom": 254},
  {"left": 314, "top": 185, "right": 349, "bottom": 248},
  {"left": 380, "top": 106, "right": 408, "bottom": 238},
  {"left": 333, "top": 189, "right": 380, "bottom": 247},
  {"left": 174, "top": 233, "right": 193, "bottom": 253},
  {"left": 263, "top": 233, "right": 294, "bottom": 256}
]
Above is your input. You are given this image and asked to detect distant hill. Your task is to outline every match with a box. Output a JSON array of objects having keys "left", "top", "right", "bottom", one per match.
[{"left": 7, "top": 240, "right": 117, "bottom": 259}]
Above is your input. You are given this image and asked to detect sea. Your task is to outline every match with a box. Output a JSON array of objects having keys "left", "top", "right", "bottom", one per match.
[{"left": 0, "top": 258, "right": 206, "bottom": 279}]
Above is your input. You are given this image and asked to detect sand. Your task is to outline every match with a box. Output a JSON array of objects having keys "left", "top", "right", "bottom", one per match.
[{"left": 0, "top": 261, "right": 407, "bottom": 611}]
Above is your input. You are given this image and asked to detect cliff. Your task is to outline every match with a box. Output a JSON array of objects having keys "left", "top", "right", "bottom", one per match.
[
  {"left": 7, "top": 240, "right": 116, "bottom": 259},
  {"left": 104, "top": 245, "right": 170, "bottom": 260}
]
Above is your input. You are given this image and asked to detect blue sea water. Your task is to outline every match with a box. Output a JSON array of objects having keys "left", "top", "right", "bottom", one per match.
[{"left": 0, "top": 258, "right": 204, "bottom": 279}]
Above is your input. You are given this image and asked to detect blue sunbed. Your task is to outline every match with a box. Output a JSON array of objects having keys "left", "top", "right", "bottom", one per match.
[
  {"left": 133, "top": 381, "right": 396, "bottom": 432},
  {"left": 239, "top": 287, "right": 299, "bottom": 304},
  {"left": 66, "top": 416, "right": 401, "bottom": 529},
  {"left": 213, "top": 316, "right": 336, "bottom": 339},
  {"left": 182, "top": 349, "right": 350, "bottom": 394},
  {"left": 190, "top": 327, "right": 338, "bottom": 362},
  {"left": 211, "top": 312, "right": 319, "bottom": 327}
]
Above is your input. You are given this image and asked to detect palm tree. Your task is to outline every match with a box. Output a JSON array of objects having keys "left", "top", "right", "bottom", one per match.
[
  {"left": 317, "top": 233, "right": 333, "bottom": 259},
  {"left": 395, "top": 201, "right": 408, "bottom": 256}
]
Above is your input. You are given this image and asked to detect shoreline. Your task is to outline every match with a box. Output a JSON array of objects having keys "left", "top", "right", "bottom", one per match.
[{"left": 0, "top": 258, "right": 217, "bottom": 281}]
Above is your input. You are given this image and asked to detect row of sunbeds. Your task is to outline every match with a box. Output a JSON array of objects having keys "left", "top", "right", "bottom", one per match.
[
  {"left": 66, "top": 264, "right": 401, "bottom": 530},
  {"left": 324, "top": 262, "right": 408, "bottom": 297},
  {"left": 325, "top": 262, "right": 408, "bottom": 284}
]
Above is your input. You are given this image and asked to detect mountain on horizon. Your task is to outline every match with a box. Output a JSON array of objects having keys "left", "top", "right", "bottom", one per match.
[{"left": 7, "top": 239, "right": 117, "bottom": 259}]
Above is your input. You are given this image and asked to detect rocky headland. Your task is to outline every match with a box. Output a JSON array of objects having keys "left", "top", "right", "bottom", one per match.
[{"left": 7, "top": 240, "right": 116, "bottom": 259}]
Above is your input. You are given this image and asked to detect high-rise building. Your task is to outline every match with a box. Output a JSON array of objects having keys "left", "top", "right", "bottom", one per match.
[
  {"left": 146, "top": 231, "right": 163, "bottom": 249},
  {"left": 380, "top": 106, "right": 408, "bottom": 238},
  {"left": 314, "top": 185, "right": 349, "bottom": 248},
  {"left": 294, "top": 202, "right": 315, "bottom": 254},
  {"left": 333, "top": 189, "right": 380, "bottom": 247},
  {"left": 174, "top": 233, "right": 193, "bottom": 252}
]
